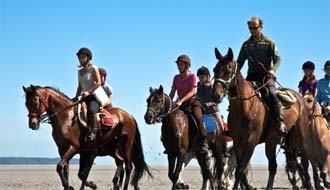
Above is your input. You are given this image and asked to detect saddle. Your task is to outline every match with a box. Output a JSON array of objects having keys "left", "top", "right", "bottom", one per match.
[
  {"left": 78, "top": 102, "right": 118, "bottom": 129},
  {"left": 251, "top": 81, "right": 297, "bottom": 109},
  {"left": 183, "top": 110, "right": 217, "bottom": 135}
]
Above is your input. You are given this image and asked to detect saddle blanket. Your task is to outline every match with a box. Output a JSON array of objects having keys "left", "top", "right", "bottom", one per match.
[{"left": 202, "top": 114, "right": 217, "bottom": 134}]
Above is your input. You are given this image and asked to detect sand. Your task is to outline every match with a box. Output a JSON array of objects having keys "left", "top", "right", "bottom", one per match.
[{"left": 0, "top": 165, "right": 294, "bottom": 190}]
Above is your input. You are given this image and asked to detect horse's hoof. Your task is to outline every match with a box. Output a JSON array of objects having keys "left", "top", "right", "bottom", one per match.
[
  {"left": 175, "top": 182, "right": 189, "bottom": 189},
  {"left": 65, "top": 186, "right": 75, "bottom": 190},
  {"left": 85, "top": 181, "right": 97, "bottom": 189}
]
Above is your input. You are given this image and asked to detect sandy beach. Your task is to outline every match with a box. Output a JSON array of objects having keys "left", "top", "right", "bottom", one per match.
[{"left": 0, "top": 165, "right": 295, "bottom": 190}]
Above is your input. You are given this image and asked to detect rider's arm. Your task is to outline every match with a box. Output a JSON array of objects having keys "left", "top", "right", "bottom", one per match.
[
  {"left": 178, "top": 86, "right": 197, "bottom": 104},
  {"left": 271, "top": 42, "right": 281, "bottom": 71},
  {"left": 73, "top": 83, "right": 82, "bottom": 101},
  {"left": 236, "top": 44, "right": 247, "bottom": 70},
  {"left": 169, "top": 87, "right": 176, "bottom": 100}
]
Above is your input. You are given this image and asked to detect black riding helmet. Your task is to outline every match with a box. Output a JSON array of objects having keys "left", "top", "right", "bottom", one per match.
[
  {"left": 302, "top": 61, "right": 315, "bottom": 70},
  {"left": 324, "top": 60, "right": 330, "bottom": 70},
  {"left": 76, "top": 47, "right": 92, "bottom": 60},
  {"left": 197, "top": 66, "right": 210, "bottom": 76}
]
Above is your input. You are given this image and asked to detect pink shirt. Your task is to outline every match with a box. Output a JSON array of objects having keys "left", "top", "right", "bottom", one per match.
[{"left": 172, "top": 71, "right": 198, "bottom": 99}]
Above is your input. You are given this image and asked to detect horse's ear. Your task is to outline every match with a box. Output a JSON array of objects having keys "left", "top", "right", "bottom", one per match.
[
  {"left": 149, "top": 87, "right": 153, "bottom": 94},
  {"left": 159, "top": 85, "right": 164, "bottom": 94},
  {"left": 215, "top": 47, "right": 223, "bottom": 60},
  {"left": 227, "top": 48, "right": 234, "bottom": 61},
  {"left": 22, "top": 86, "right": 27, "bottom": 93}
]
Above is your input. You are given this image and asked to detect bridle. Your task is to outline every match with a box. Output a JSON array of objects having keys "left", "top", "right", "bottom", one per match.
[
  {"left": 213, "top": 61, "right": 239, "bottom": 99},
  {"left": 147, "top": 93, "right": 179, "bottom": 123},
  {"left": 27, "top": 89, "right": 51, "bottom": 123},
  {"left": 27, "top": 88, "right": 79, "bottom": 124}
]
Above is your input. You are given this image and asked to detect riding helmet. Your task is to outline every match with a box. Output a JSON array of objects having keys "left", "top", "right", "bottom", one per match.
[
  {"left": 176, "top": 54, "right": 191, "bottom": 67},
  {"left": 302, "top": 61, "right": 315, "bottom": 70},
  {"left": 197, "top": 66, "right": 210, "bottom": 76},
  {"left": 76, "top": 47, "right": 92, "bottom": 60},
  {"left": 324, "top": 60, "right": 330, "bottom": 70}
]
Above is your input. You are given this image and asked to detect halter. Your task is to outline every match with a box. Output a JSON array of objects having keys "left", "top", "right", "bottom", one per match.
[
  {"left": 27, "top": 88, "right": 50, "bottom": 123},
  {"left": 213, "top": 61, "right": 238, "bottom": 97},
  {"left": 27, "top": 88, "right": 79, "bottom": 124},
  {"left": 147, "top": 93, "right": 179, "bottom": 123}
]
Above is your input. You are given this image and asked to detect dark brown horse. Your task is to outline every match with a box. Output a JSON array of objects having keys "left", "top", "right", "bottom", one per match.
[
  {"left": 212, "top": 47, "right": 312, "bottom": 189},
  {"left": 144, "top": 85, "right": 225, "bottom": 189},
  {"left": 23, "top": 85, "right": 152, "bottom": 190}
]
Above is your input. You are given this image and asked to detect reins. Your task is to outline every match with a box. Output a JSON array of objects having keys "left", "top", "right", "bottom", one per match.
[{"left": 40, "top": 100, "right": 80, "bottom": 123}]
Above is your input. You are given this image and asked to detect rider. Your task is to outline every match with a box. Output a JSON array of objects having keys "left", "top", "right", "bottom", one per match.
[
  {"left": 236, "top": 16, "right": 287, "bottom": 135},
  {"left": 73, "top": 47, "right": 101, "bottom": 143},
  {"left": 196, "top": 66, "right": 223, "bottom": 126},
  {"left": 298, "top": 61, "right": 317, "bottom": 96},
  {"left": 315, "top": 60, "right": 330, "bottom": 124},
  {"left": 99, "top": 67, "right": 113, "bottom": 107},
  {"left": 169, "top": 54, "right": 209, "bottom": 154}
]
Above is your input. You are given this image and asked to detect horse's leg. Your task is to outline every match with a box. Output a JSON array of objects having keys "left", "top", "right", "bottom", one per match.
[
  {"left": 167, "top": 153, "right": 177, "bottom": 188},
  {"left": 172, "top": 150, "right": 187, "bottom": 189},
  {"left": 78, "top": 150, "right": 97, "bottom": 190},
  {"left": 57, "top": 146, "right": 79, "bottom": 190},
  {"left": 312, "top": 162, "right": 324, "bottom": 190},
  {"left": 176, "top": 152, "right": 194, "bottom": 189},
  {"left": 265, "top": 141, "right": 278, "bottom": 190},
  {"left": 122, "top": 160, "right": 133, "bottom": 190},
  {"left": 300, "top": 154, "right": 313, "bottom": 190},
  {"left": 233, "top": 137, "right": 256, "bottom": 190},
  {"left": 212, "top": 143, "right": 224, "bottom": 190},
  {"left": 112, "top": 159, "right": 124, "bottom": 190},
  {"left": 196, "top": 151, "right": 213, "bottom": 190},
  {"left": 321, "top": 154, "right": 330, "bottom": 188},
  {"left": 240, "top": 161, "right": 254, "bottom": 190}
]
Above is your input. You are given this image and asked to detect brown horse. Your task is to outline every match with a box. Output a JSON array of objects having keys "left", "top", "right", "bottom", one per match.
[
  {"left": 144, "top": 85, "right": 225, "bottom": 190},
  {"left": 212, "top": 47, "right": 312, "bottom": 189},
  {"left": 302, "top": 92, "right": 330, "bottom": 189},
  {"left": 23, "top": 85, "right": 152, "bottom": 190}
]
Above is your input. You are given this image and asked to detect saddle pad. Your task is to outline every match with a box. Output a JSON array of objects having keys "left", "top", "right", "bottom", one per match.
[
  {"left": 98, "top": 109, "right": 114, "bottom": 127},
  {"left": 276, "top": 89, "right": 297, "bottom": 108},
  {"left": 203, "top": 114, "right": 217, "bottom": 134}
]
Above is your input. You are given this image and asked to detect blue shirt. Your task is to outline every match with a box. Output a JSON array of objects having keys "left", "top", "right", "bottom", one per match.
[{"left": 315, "top": 77, "right": 330, "bottom": 103}]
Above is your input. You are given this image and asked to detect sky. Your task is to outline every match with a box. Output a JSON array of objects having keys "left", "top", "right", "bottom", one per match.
[{"left": 1, "top": 0, "right": 329, "bottom": 165}]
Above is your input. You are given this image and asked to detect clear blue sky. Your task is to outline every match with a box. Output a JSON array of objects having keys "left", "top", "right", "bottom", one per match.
[{"left": 1, "top": 0, "right": 329, "bottom": 165}]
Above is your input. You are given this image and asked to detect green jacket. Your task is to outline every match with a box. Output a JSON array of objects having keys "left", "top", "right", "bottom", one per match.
[{"left": 237, "top": 34, "right": 281, "bottom": 76}]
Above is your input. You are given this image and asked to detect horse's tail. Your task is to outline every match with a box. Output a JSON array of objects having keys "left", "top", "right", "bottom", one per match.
[{"left": 131, "top": 118, "right": 153, "bottom": 187}]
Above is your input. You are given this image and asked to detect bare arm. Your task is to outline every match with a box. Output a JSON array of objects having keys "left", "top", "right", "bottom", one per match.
[
  {"left": 175, "top": 86, "right": 197, "bottom": 107},
  {"left": 169, "top": 87, "right": 176, "bottom": 100}
]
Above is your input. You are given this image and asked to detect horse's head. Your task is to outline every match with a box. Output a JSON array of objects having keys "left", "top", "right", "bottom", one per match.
[
  {"left": 212, "top": 47, "right": 236, "bottom": 103},
  {"left": 144, "top": 85, "right": 167, "bottom": 124},
  {"left": 303, "top": 91, "right": 316, "bottom": 115},
  {"left": 23, "top": 85, "right": 49, "bottom": 130}
]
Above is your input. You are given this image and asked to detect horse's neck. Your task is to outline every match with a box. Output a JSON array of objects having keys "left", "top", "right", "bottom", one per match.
[
  {"left": 228, "top": 71, "right": 257, "bottom": 116},
  {"left": 228, "top": 71, "right": 251, "bottom": 98},
  {"left": 164, "top": 94, "right": 173, "bottom": 113},
  {"left": 47, "top": 90, "right": 72, "bottom": 113}
]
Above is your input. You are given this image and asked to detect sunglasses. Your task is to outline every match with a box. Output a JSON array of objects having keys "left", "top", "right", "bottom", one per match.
[{"left": 249, "top": 26, "right": 259, "bottom": 30}]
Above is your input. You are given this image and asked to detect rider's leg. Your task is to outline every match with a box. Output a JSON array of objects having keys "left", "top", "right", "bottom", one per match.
[
  {"left": 191, "top": 99, "right": 209, "bottom": 154},
  {"left": 87, "top": 98, "right": 100, "bottom": 143},
  {"left": 267, "top": 78, "right": 287, "bottom": 135}
]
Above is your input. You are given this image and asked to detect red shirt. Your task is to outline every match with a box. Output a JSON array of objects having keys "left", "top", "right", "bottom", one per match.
[{"left": 172, "top": 71, "right": 197, "bottom": 99}]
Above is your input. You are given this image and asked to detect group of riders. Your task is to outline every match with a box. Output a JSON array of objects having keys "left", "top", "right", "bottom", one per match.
[{"left": 74, "top": 16, "right": 329, "bottom": 158}]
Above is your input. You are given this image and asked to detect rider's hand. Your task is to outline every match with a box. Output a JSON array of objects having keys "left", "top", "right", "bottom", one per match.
[
  {"left": 71, "top": 97, "right": 78, "bottom": 102},
  {"left": 268, "top": 69, "right": 276, "bottom": 77},
  {"left": 82, "top": 91, "right": 90, "bottom": 97},
  {"left": 175, "top": 100, "right": 182, "bottom": 107},
  {"left": 325, "top": 106, "right": 330, "bottom": 113}
]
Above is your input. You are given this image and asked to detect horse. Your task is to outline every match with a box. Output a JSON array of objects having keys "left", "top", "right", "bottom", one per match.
[
  {"left": 144, "top": 85, "right": 226, "bottom": 189},
  {"left": 211, "top": 47, "right": 312, "bottom": 189},
  {"left": 301, "top": 92, "right": 330, "bottom": 189},
  {"left": 23, "top": 85, "right": 152, "bottom": 190}
]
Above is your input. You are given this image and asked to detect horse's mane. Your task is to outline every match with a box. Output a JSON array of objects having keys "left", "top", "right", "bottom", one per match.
[
  {"left": 44, "top": 86, "right": 71, "bottom": 100},
  {"left": 25, "top": 85, "right": 71, "bottom": 101}
]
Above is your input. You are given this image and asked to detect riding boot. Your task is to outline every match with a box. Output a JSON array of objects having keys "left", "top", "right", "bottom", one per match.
[
  {"left": 86, "top": 114, "right": 99, "bottom": 144},
  {"left": 198, "top": 124, "right": 209, "bottom": 154},
  {"left": 274, "top": 103, "right": 287, "bottom": 135}
]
